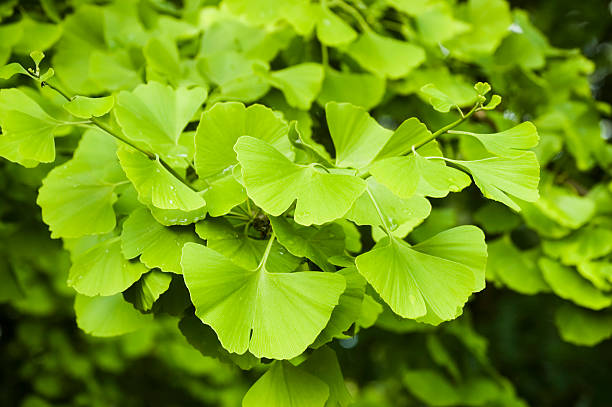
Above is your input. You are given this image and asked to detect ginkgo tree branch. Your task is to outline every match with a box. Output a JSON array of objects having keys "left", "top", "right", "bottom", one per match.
[{"left": 39, "top": 80, "right": 195, "bottom": 189}]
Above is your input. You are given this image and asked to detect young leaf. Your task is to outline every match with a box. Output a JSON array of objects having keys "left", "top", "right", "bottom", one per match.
[
  {"left": 117, "top": 147, "right": 206, "bottom": 212},
  {"left": 267, "top": 63, "right": 324, "bottom": 110},
  {"left": 181, "top": 243, "right": 346, "bottom": 359},
  {"left": 0, "top": 88, "right": 62, "bottom": 165},
  {"left": 452, "top": 153, "right": 540, "bottom": 211},
  {"left": 355, "top": 226, "right": 486, "bottom": 324},
  {"left": 235, "top": 136, "right": 366, "bottom": 225},
  {"left": 75, "top": 293, "right": 152, "bottom": 337},
  {"left": 326, "top": 102, "right": 393, "bottom": 168},
  {"left": 67, "top": 236, "right": 148, "bottom": 296},
  {"left": 242, "top": 361, "right": 329, "bottom": 407},
  {"left": 37, "top": 130, "right": 126, "bottom": 238},
  {"left": 347, "top": 31, "right": 425, "bottom": 79},
  {"left": 114, "top": 81, "right": 207, "bottom": 163},
  {"left": 121, "top": 208, "right": 198, "bottom": 274},
  {"left": 63, "top": 95, "right": 115, "bottom": 118},
  {"left": 269, "top": 216, "right": 345, "bottom": 273},
  {"left": 370, "top": 153, "right": 471, "bottom": 199},
  {"left": 0, "top": 62, "right": 29, "bottom": 80}
]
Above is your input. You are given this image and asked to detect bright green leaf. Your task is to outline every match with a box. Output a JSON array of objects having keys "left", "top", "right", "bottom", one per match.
[
  {"left": 75, "top": 293, "right": 152, "bottom": 337},
  {"left": 63, "top": 95, "right": 115, "bottom": 118}
]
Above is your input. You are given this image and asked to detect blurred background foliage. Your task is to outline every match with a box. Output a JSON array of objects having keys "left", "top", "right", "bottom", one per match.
[{"left": 1, "top": 0, "right": 611, "bottom": 406}]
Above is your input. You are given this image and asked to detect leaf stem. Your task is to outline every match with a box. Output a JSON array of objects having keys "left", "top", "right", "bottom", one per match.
[
  {"left": 257, "top": 231, "right": 276, "bottom": 271},
  {"left": 412, "top": 100, "right": 483, "bottom": 151},
  {"left": 40, "top": 79, "right": 198, "bottom": 189},
  {"left": 366, "top": 187, "right": 392, "bottom": 236}
]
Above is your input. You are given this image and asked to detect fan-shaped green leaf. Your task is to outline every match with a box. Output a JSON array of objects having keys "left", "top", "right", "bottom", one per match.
[
  {"left": 301, "top": 346, "right": 353, "bottom": 407},
  {"left": 0, "top": 62, "right": 29, "bottom": 79},
  {"left": 37, "top": 130, "right": 126, "bottom": 238},
  {"left": 269, "top": 216, "right": 345, "bottom": 273},
  {"left": 346, "top": 177, "right": 432, "bottom": 235},
  {"left": 181, "top": 242, "right": 345, "bottom": 359},
  {"left": 317, "top": 68, "right": 385, "bottom": 110},
  {"left": 242, "top": 361, "right": 329, "bottom": 407},
  {"left": 542, "top": 225, "right": 612, "bottom": 266},
  {"left": 63, "top": 95, "right": 115, "bottom": 118},
  {"left": 67, "top": 236, "right": 148, "bottom": 296},
  {"left": 268, "top": 63, "right": 324, "bottom": 110},
  {"left": 452, "top": 153, "right": 540, "bottom": 211},
  {"left": 376, "top": 118, "right": 433, "bottom": 159},
  {"left": 370, "top": 153, "right": 471, "bottom": 199},
  {"left": 313, "top": 267, "right": 366, "bottom": 347},
  {"left": 555, "top": 305, "right": 612, "bottom": 346},
  {"left": 451, "top": 122, "right": 539, "bottom": 158},
  {"left": 420, "top": 83, "right": 458, "bottom": 113},
  {"left": 115, "top": 81, "right": 207, "bottom": 163},
  {"left": 487, "top": 237, "right": 549, "bottom": 295},
  {"left": 347, "top": 31, "right": 425, "bottom": 79},
  {"left": 75, "top": 293, "right": 152, "bottom": 337},
  {"left": 326, "top": 102, "right": 393, "bottom": 169},
  {"left": 235, "top": 136, "right": 366, "bottom": 225},
  {"left": 0, "top": 88, "right": 63, "bottom": 165},
  {"left": 539, "top": 257, "right": 612, "bottom": 310},
  {"left": 121, "top": 208, "right": 198, "bottom": 274},
  {"left": 117, "top": 147, "right": 206, "bottom": 212},
  {"left": 316, "top": 6, "right": 357, "bottom": 46},
  {"left": 355, "top": 226, "right": 486, "bottom": 324},
  {"left": 123, "top": 270, "right": 172, "bottom": 312},
  {"left": 194, "top": 102, "right": 291, "bottom": 178}
]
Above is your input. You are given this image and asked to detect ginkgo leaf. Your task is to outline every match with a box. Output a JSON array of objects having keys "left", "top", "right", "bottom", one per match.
[
  {"left": 123, "top": 270, "right": 173, "bottom": 312},
  {"left": 195, "top": 218, "right": 301, "bottom": 272},
  {"left": 301, "top": 346, "right": 353, "bottom": 407},
  {"left": 539, "top": 257, "right": 612, "bottom": 310},
  {"left": 312, "top": 267, "right": 366, "bottom": 347},
  {"left": 269, "top": 216, "right": 345, "bottom": 273},
  {"left": 0, "top": 62, "right": 29, "bottom": 79},
  {"left": 194, "top": 102, "right": 291, "bottom": 178},
  {"left": 376, "top": 118, "right": 433, "bottom": 159},
  {"left": 201, "top": 173, "right": 247, "bottom": 217},
  {"left": 555, "top": 305, "right": 612, "bottom": 346},
  {"left": 235, "top": 136, "right": 366, "bottom": 226},
  {"left": 63, "top": 95, "right": 115, "bottom": 118},
  {"left": 268, "top": 63, "right": 324, "bottom": 110},
  {"left": 542, "top": 225, "right": 612, "bottom": 266},
  {"left": 346, "top": 177, "right": 432, "bottom": 234},
  {"left": 347, "top": 31, "right": 425, "bottom": 79},
  {"left": 451, "top": 153, "right": 540, "bottom": 211},
  {"left": 355, "top": 226, "right": 486, "bottom": 324},
  {"left": 420, "top": 83, "right": 458, "bottom": 113},
  {"left": 67, "top": 235, "right": 148, "bottom": 296},
  {"left": 75, "top": 293, "right": 152, "bottom": 337},
  {"left": 37, "top": 130, "right": 126, "bottom": 238},
  {"left": 114, "top": 81, "right": 207, "bottom": 163},
  {"left": 0, "top": 88, "right": 63, "bottom": 165},
  {"left": 316, "top": 6, "right": 357, "bottom": 46},
  {"left": 317, "top": 68, "right": 385, "bottom": 110},
  {"left": 117, "top": 147, "right": 206, "bottom": 212},
  {"left": 487, "top": 237, "right": 549, "bottom": 295},
  {"left": 181, "top": 242, "right": 345, "bottom": 359},
  {"left": 450, "top": 122, "right": 539, "bottom": 157},
  {"left": 121, "top": 208, "right": 198, "bottom": 274},
  {"left": 242, "top": 361, "right": 329, "bottom": 407},
  {"left": 326, "top": 102, "right": 392, "bottom": 169},
  {"left": 370, "top": 153, "right": 471, "bottom": 199}
]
